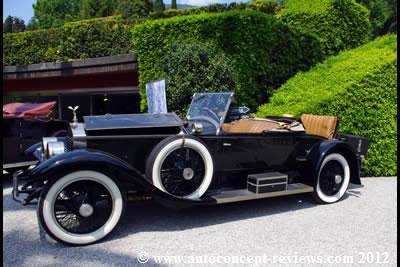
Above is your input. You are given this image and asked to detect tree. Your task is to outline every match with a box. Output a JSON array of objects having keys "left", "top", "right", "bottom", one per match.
[
  {"left": 153, "top": 0, "right": 165, "bottom": 13},
  {"left": 171, "top": 0, "right": 177, "bottom": 9},
  {"left": 27, "top": 17, "right": 40, "bottom": 31},
  {"left": 81, "top": 0, "right": 115, "bottom": 19},
  {"left": 3, "top": 16, "right": 14, "bottom": 33},
  {"left": 32, "top": 0, "right": 81, "bottom": 28},
  {"left": 114, "top": 0, "right": 153, "bottom": 18},
  {"left": 3, "top": 16, "right": 26, "bottom": 33},
  {"left": 356, "top": 0, "right": 397, "bottom": 37}
]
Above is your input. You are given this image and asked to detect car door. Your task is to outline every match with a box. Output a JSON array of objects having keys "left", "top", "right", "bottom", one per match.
[
  {"left": 209, "top": 134, "right": 267, "bottom": 173},
  {"left": 256, "top": 132, "right": 297, "bottom": 170}
]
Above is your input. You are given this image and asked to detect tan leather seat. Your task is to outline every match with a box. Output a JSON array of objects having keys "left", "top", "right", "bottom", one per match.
[
  {"left": 300, "top": 114, "right": 338, "bottom": 139},
  {"left": 222, "top": 118, "right": 281, "bottom": 133}
]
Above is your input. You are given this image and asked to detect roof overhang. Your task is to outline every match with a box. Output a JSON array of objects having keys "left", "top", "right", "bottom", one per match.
[{"left": 3, "top": 53, "right": 139, "bottom": 95}]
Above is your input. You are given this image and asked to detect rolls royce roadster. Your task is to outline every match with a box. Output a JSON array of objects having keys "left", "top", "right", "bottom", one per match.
[{"left": 12, "top": 92, "right": 368, "bottom": 245}]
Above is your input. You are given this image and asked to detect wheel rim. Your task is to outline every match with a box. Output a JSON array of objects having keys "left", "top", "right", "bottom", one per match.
[
  {"left": 42, "top": 171, "right": 123, "bottom": 245},
  {"left": 316, "top": 153, "right": 350, "bottom": 203},
  {"left": 319, "top": 160, "right": 345, "bottom": 196},
  {"left": 152, "top": 138, "right": 214, "bottom": 199},
  {"left": 53, "top": 180, "right": 113, "bottom": 234},
  {"left": 160, "top": 147, "right": 205, "bottom": 196}
]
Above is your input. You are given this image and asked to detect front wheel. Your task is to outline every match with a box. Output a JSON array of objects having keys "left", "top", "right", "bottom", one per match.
[
  {"left": 313, "top": 153, "right": 351, "bottom": 204},
  {"left": 38, "top": 170, "right": 124, "bottom": 245}
]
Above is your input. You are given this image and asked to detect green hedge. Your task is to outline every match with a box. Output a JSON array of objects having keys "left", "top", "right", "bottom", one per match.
[
  {"left": 3, "top": 1, "right": 281, "bottom": 66},
  {"left": 256, "top": 35, "right": 397, "bottom": 176},
  {"left": 132, "top": 10, "right": 323, "bottom": 111},
  {"left": 161, "top": 42, "right": 235, "bottom": 115},
  {"left": 279, "top": 0, "right": 371, "bottom": 55},
  {"left": 3, "top": 16, "right": 135, "bottom": 65}
]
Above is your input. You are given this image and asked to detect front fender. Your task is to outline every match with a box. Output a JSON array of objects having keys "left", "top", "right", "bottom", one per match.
[
  {"left": 22, "top": 149, "right": 211, "bottom": 209},
  {"left": 28, "top": 149, "right": 145, "bottom": 186},
  {"left": 307, "top": 140, "right": 361, "bottom": 185}
]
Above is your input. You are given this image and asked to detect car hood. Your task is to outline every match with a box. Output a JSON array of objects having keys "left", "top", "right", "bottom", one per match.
[{"left": 83, "top": 113, "right": 183, "bottom": 136}]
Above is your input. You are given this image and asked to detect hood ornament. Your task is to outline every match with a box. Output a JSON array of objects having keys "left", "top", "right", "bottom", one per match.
[{"left": 68, "top": 106, "right": 79, "bottom": 129}]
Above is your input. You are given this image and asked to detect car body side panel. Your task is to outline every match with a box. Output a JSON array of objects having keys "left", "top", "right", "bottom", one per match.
[
  {"left": 199, "top": 132, "right": 325, "bottom": 188},
  {"left": 86, "top": 136, "right": 170, "bottom": 173}
]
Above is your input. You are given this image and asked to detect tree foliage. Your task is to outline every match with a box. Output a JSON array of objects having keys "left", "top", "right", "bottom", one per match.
[
  {"left": 3, "top": 16, "right": 26, "bottom": 33},
  {"left": 114, "top": 0, "right": 153, "bottom": 18},
  {"left": 171, "top": 0, "right": 177, "bottom": 9},
  {"left": 356, "top": 0, "right": 397, "bottom": 37},
  {"left": 81, "top": 0, "right": 115, "bottom": 19},
  {"left": 32, "top": 0, "right": 81, "bottom": 28},
  {"left": 153, "top": 0, "right": 166, "bottom": 14}
]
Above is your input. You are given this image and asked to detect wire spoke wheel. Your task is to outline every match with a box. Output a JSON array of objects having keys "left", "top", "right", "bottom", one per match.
[
  {"left": 319, "top": 161, "right": 345, "bottom": 196},
  {"left": 160, "top": 148, "right": 206, "bottom": 196},
  {"left": 53, "top": 180, "right": 112, "bottom": 234},
  {"left": 39, "top": 170, "right": 124, "bottom": 245},
  {"left": 147, "top": 136, "right": 214, "bottom": 200},
  {"left": 315, "top": 153, "right": 350, "bottom": 204}
]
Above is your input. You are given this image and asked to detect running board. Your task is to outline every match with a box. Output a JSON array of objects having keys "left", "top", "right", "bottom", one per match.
[{"left": 211, "top": 183, "right": 314, "bottom": 204}]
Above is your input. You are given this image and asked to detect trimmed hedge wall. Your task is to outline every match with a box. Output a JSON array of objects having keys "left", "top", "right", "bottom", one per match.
[
  {"left": 160, "top": 42, "right": 235, "bottom": 115},
  {"left": 3, "top": 16, "right": 135, "bottom": 65},
  {"left": 3, "top": 1, "right": 281, "bottom": 66},
  {"left": 132, "top": 10, "right": 323, "bottom": 111},
  {"left": 279, "top": 0, "right": 371, "bottom": 55},
  {"left": 3, "top": 0, "right": 370, "bottom": 66},
  {"left": 256, "top": 35, "right": 397, "bottom": 176}
]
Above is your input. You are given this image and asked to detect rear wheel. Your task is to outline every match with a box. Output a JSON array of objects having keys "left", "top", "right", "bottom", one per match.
[
  {"left": 38, "top": 170, "right": 124, "bottom": 245},
  {"left": 313, "top": 153, "right": 350, "bottom": 204}
]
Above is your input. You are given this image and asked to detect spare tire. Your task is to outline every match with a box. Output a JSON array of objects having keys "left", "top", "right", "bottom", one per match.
[{"left": 146, "top": 136, "right": 214, "bottom": 199}]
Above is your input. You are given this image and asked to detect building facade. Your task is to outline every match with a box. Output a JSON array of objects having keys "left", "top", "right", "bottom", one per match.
[{"left": 3, "top": 53, "right": 140, "bottom": 122}]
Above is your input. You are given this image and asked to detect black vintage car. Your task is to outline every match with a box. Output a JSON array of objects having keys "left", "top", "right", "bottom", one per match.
[{"left": 12, "top": 92, "right": 368, "bottom": 245}]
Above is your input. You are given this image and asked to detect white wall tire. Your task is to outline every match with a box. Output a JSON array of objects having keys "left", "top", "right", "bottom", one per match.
[
  {"left": 314, "top": 153, "right": 350, "bottom": 204},
  {"left": 147, "top": 137, "right": 214, "bottom": 200},
  {"left": 38, "top": 170, "right": 124, "bottom": 245}
]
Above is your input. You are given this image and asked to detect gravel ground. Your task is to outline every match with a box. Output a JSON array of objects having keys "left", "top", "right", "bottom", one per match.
[{"left": 3, "top": 177, "right": 397, "bottom": 267}]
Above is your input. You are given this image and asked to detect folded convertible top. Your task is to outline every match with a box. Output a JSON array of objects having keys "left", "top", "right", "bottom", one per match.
[{"left": 3, "top": 102, "right": 56, "bottom": 119}]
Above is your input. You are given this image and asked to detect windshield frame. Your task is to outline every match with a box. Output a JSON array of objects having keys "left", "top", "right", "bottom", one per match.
[{"left": 186, "top": 92, "right": 234, "bottom": 135}]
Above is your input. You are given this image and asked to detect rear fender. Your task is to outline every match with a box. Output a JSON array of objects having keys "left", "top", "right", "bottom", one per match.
[{"left": 306, "top": 140, "right": 361, "bottom": 185}]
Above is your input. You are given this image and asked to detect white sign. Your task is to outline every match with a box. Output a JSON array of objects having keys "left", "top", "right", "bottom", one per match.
[{"left": 146, "top": 79, "right": 167, "bottom": 113}]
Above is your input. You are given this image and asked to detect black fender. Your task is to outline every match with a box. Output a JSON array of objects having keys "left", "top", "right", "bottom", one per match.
[
  {"left": 24, "top": 149, "right": 213, "bottom": 209},
  {"left": 306, "top": 140, "right": 361, "bottom": 185}
]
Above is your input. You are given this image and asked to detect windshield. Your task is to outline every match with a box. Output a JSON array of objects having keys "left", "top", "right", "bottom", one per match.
[{"left": 187, "top": 92, "right": 233, "bottom": 124}]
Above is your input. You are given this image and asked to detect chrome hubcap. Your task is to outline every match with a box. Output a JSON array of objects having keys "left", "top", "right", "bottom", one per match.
[
  {"left": 79, "top": 203, "right": 94, "bottom": 217},
  {"left": 334, "top": 174, "right": 343, "bottom": 184},
  {"left": 182, "top": 168, "right": 194, "bottom": 180}
]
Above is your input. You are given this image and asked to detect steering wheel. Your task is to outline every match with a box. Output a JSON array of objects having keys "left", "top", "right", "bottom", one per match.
[
  {"left": 189, "top": 115, "right": 220, "bottom": 134},
  {"left": 201, "top": 107, "right": 220, "bottom": 122}
]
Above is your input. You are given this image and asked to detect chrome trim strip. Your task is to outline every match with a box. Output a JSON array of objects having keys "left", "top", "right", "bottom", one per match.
[
  {"left": 247, "top": 181, "right": 287, "bottom": 187},
  {"left": 3, "top": 161, "right": 38, "bottom": 169}
]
